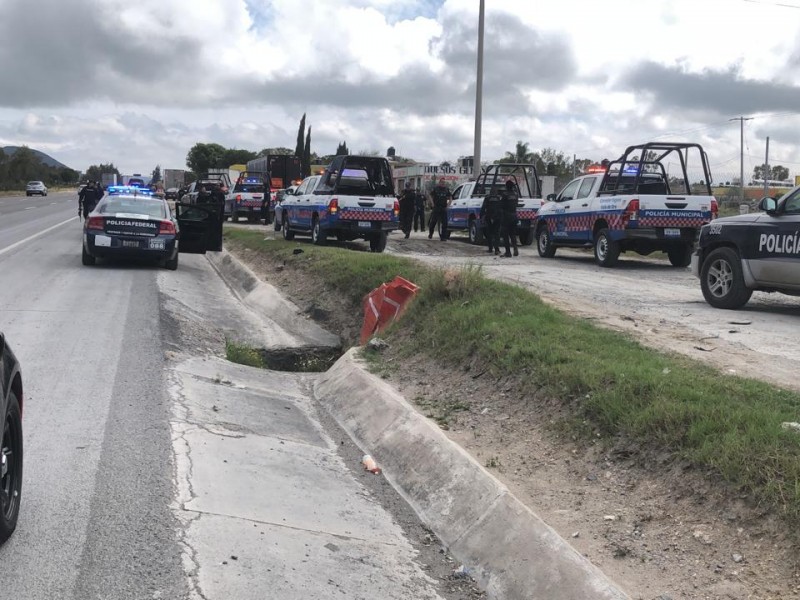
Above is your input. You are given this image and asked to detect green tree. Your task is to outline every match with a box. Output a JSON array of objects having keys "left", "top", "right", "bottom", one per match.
[
  {"left": 219, "top": 148, "right": 256, "bottom": 168},
  {"left": 295, "top": 113, "right": 306, "bottom": 161},
  {"left": 335, "top": 141, "right": 349, "bottom": 156},
  {"left": 256, "top": 147, "right": 293, "bottom": 157},
  {"left": 302, "top": 127, "right": 311, "bottom": 178},
  {"left": 498, "top": 141, "right": 534, "bottom": 163},
  {"left": 186, "top": 142, "right": 226, "bottom": 174},
  {"left": 771, "top": 165, "right": 789, "bottom": 181},
  {"left": 84, "top": 163, "right": 121, "bottom": 182}
]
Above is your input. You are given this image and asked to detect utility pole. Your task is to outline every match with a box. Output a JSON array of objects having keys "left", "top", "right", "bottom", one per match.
[
  {"left": 472, "top": 0, "right": 485, "bottom": 179},
  {"left": 572, "top": 153, "right": 576, "bottom": 178},
  {"left": 764, "top": 136, "right": 770, "bottom": 199},
  {"left": 730, "top": 116, "right": 752, "bottom": 202}
]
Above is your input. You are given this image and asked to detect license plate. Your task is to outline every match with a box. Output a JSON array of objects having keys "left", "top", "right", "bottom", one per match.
[
  {"left": 122, "top": 240, "right": 140, "bottom": 248},
  {"left": 358, "top": 221, "right": 372, "bottom": 228},
  {"left": 664, "top": 228, "right": 681, "bottom": 237},
  {"left": 149, "top": 239, "right": 165, "bottom": 250}
]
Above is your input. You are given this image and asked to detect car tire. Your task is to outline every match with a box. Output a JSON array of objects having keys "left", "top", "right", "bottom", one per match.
[
  {"left": 164, "top": 252, "right": 179, "bottom": 271},
  {"left": 311, "top": 216, "right": 327, "bottom": 246},
  {"left": 667, "top": 244, "right": 693, "bottom": 267},
  {"left": 0, "top": 389, "right": 23, "bottom": 545},
  {"left": 369, "top": 232, "right": 388, "bottom": 253},
  {"left": 537, "top": 224, "right": 556, "bottom": 258},
  {"left": 519, "top": 228, "right": 535, "bottom": 246},
  {"left": 594, "top": 228, "right": 620, "bottom": 267},
  {"left": 281, "top": 215, "right": 295, "bottom": 241},
  {"left": 700, "top": 247, "right": 753, "bottom": 309},
  {"left": 468, "top": 219, "right": 484, "bottom": 245},
  {"left": 26, "top": 193, "right": 31, "bottom": 197},
  {"left": 81, "top": 245, "right": 96, "bottom": 266},
  {"left": 232, "top": 213, "right": 239, "bottom": 223}
]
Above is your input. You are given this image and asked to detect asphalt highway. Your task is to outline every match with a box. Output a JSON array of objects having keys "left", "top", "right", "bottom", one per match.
[{"left": 0, "top": 190, "right": 185, "bottom": 598}]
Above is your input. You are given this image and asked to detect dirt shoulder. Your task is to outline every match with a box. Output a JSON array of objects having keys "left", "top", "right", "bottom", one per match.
[{"left": 225, "top": 235, "right": 800, "bottom": 600}]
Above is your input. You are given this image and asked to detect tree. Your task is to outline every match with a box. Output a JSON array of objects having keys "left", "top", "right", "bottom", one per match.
[
  {"left": 186, "top": 142, "right": 226, "bottom": 174},
  {"left": 84, "top": 162, "right": 120, "bottom": 182},
  {"left": 219, "top": 148, "right": 256, "bottom": 168},
  {"left": 302, "top": 127, "right": 312, "bottom": 178},
  {"left": 498, "top": 141, "right": 534, "bottom": 164},
  {"left": 151, "top": 165, "right": 162, "bottom": 184},
  {"left": 771, "top": 165, "right": 789, "bottom": 181},
  {"left": 335, "top": 141, "right": 349, "bottom": 156},
  {"left": 257, "top": 147, "right": 293, "bottom": 157},
  {"left": 295, "top": 113, "right": 306, "bottom": 161}
]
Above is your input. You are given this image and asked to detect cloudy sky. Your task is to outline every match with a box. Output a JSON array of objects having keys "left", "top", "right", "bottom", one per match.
[{"left": 2, "top": 0, "right": 800, "bottom": 182}]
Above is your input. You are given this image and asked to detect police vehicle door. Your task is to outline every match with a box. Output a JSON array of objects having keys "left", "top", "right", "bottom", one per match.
[
  {"left": 573, "top": 176, "right": 599, "bottom": 242},
  {"left": 748, "top": 188, "right": 800, "bottom": 287},
  {"left": 175, "top": 203, "right": 222, "bottom": 253},
  {"left": 555, "top": 179, "right": 582, "bottom": 240}
]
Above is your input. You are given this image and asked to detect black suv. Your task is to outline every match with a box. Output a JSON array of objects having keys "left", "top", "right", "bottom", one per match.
[{"left": 0, "top": 332, "right": 23, "bottom": 545}]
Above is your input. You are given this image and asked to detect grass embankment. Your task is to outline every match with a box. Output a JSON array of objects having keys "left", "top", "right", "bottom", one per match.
[{"left": 225, "top": 229, "right": 800, "bottom": 521}]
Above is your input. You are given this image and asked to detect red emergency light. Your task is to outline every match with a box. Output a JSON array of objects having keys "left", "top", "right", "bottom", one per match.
[{"left": 586, "top": 164, "right": 606, "bottom": 174}]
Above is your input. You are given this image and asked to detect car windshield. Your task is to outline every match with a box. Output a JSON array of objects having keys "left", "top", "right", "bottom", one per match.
[
  {"left": 233, "top": 183, "right": 264, "bottom": 193},
  {"left": 97, "top": 198, "right": 166, "bottom": 219}
]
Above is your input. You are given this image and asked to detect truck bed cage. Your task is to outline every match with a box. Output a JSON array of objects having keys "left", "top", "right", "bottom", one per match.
[{"left": 472, "top": 163, "right": 541, "bottom": 199}]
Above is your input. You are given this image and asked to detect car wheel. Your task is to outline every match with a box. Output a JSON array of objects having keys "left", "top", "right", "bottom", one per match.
[
  {"left": 594, "top": 228, "right": 620, "bottom": 267},
  {"left": 369, "top": 232, "right": 388, "bottom": 253},
  {"left": 700, "top": 247, "right": 753, "bottom": 309},
  {"left": 82, "top": 245, "right": 96, "bottom": 266},
  {"left": 232, "top": 213, "right": 239, "bottom": 223},
  {"left": 519, "top": 228, "right": 535, "bottom": 246},
  {"left": 468, "top": 219, "right": 484, "bottom": 244},
  {"left": 537, "top": 224, "right": 556, "bottom": 258},
  {"left": 311, "top": 216, "right": 327, "bottom": 245},
  {"left": 26, "top": 193, "right": 31, "bottom": 197},
  {"left": 164, "top": 252, "right": 179, "bottom": 271},
  {"left": 0, "top": 389, "right": 23, "bottom": 545},
  {"left": 667, "top": 244, "right": 693, "bottom": 267},
  {"left": 281, "top": 214, "right": 295, "bottom": 240}
]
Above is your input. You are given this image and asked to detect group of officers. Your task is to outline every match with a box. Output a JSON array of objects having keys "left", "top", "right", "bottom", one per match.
[
  {"left": 77, "top": 181, "right": 105, "bottom": 219},
  {"left": 396, "top": 177, "right": 520, "bottom": 257}
]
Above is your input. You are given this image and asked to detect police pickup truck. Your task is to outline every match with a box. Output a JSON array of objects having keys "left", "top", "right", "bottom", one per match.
[
  {"left": 692, "top": 188, "right": 800, "bottom": 309},
  {"left": 535, "top": 142, "right": 718, "bottom": 267},
  {"left": 226, "top": 173, "right": 266, "bottom": 223},
  {"left": 447, "top": 163, "right": 542, "bottom": 245},
  {"left": 278, "top": 155, "right": 399, "bottom": 252}
]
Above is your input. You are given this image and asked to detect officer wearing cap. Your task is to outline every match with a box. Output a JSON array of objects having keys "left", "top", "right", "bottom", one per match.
[{"left": 428, "top": 178, "right": 452, "bottom": 240}]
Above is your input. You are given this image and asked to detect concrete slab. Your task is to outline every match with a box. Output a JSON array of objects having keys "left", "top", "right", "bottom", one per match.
[
  {"left": 207, "top": 250, "right": 340, "bottom": 349},
  {"left": 185, "top": 512, "right": 444, "bottom": 600},
  {"left": 315, "top": 349, "right": 631, "bottom": 600}
]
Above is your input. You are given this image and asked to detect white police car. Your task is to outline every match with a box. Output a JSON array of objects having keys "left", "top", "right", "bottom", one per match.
[{"left": 692, "top": 186, "right": 800, "bottom": 309}]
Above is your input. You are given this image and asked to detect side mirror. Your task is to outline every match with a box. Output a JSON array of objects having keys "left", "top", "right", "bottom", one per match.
[
  {"left": 546, "top": 193, "right": 557, "bottom": 201},
  {"left": 758, "top": 196, "right": 777, "bottom": 213}
]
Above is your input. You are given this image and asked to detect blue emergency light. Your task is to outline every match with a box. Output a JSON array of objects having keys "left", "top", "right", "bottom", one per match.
[{"left": 107, "top": 185, "right": 153, "bottom": 196}]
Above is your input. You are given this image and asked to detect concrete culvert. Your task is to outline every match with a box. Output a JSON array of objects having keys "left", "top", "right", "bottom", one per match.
[{"left": 258, "top": 347, "right": 343, "bottom": 372}]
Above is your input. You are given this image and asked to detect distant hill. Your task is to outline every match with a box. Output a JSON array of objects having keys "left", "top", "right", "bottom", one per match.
[{"left": 2, "top": 146, "right": 71, "bottom": 170}]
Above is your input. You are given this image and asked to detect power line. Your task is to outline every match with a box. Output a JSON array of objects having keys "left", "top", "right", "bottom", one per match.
[{"left": 742, "top": 0, "right": 800, "bottom": 8}]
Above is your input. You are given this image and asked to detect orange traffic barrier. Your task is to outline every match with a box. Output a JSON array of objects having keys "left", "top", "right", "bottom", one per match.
[{"left": 360, "top": 276, "right": 420, "bottom": 344}]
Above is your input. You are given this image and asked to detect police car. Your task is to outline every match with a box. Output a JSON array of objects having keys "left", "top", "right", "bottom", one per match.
[
  {"left": 0, "top": 331, "right": 23, "bottom": 545},
  {"left": 692, "top": 187, "right": 800, "bottom": 309},
  {"left": 226, "top": 174, "right": 266, "bottom": 223},
  {"left": 278, "top": 156, "right": 399, "bottom": 252},
  {"left": 82, "top": 186, "right": 221, "bottom": 269}
]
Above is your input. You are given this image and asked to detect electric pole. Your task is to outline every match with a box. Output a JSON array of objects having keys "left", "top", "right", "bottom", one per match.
[
  {"left": 730, "top": 116, "right": 753, "bottom": 202},
  {"left": 472, "top": 0, "right": 485, "bottom": 178},
  {"left": 764, "top": 136, "right": 770, "bottom": 199}
]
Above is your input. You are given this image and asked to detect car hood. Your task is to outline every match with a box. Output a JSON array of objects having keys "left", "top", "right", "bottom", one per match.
[{"left": 714, "top": 212, "right": 764, "bottom": 224}]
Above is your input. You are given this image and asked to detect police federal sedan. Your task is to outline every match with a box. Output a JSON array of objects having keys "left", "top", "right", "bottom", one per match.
[
  {"left": 82, "top": 186, "right": 222, "bottom": 270},
  {"left": 0, "top": 331, "right": 23, "bottom": 546},
  {"left": 692, "top": 186, "right": 800, "bottom": 309}
]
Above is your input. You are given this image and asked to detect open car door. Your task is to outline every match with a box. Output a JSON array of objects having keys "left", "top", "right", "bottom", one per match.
[{"left": 175, "top": 202, "right": 223, "bottom": 254}]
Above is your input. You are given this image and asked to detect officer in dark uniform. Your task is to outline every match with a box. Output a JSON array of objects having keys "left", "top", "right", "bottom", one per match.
[
  {"left": 413, "top": 187, "right": 426, "bottom": 232},
  {"left": 398, "top": 182, "right": 416, "bottom": 238},
  {"left": 480, "top": 190, "right": 502, "bottom": 255},
  {"left": 79, "top": 181, "right": 103, "bottom": 219},
  {"left": 500, "top": 179, "right": 519, "bottom": 257},
  {"left": 428, "top": 178, "right": 451, "bottom": 240}
]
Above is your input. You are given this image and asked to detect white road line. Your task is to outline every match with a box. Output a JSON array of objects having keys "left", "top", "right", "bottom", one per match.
[
  {"left": 24, "top": 206, "right": 36, "bottom": 210},
  {"left": 0, "top": 216, "right": 78, "bottom": 257}
]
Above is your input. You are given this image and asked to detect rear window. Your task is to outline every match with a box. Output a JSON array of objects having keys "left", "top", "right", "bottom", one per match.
[
  {"left": 97, "top": 198, "right": 166, "bottom": 219},
  {"left": 27, "top": 181, "right": 43, "bottom": 186}
]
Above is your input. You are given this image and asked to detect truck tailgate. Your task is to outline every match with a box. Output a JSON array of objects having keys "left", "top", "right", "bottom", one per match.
[{"left": 638, "top": 195, "right": 714, "bottom": 228}]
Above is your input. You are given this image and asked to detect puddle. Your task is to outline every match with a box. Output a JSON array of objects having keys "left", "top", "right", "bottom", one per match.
[{"left": 259, "top": 346, "right": 343, "bottom": 372}]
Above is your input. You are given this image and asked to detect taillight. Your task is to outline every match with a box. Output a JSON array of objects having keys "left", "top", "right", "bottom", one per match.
[
  {"left": 393, "top": 200, "right": 400, "bottom": 217},
  {"left": 236, "top": 194, "right": 242, "bottom": 201},
  {"left": 87, "top": 216, "right": 104, "bottom": 230},
  {"left": 158, "top": 220, "right": 176, "bottom": 235},
  {"left": 329, "top": 198, "right": 339, "bottom": 214},
  {"left": 624, "top": 198, "right": 639, "bottom": 221},
  {"left": 710, "top": 197, "right": 718, "bottom": 220}
]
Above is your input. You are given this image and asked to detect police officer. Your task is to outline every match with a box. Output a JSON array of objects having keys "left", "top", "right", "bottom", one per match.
[
  {"left": 398, "top": 182, "right": 416, "bottom": 238},
  {"left": 78, "top": 183, "right": 90, "bottom": 220},
  {"left": 80, "top": 181, "right": 103, "bottom": 219},
  {"left": 480, "top": 190, "right": 502, "bottom": 255},
  {"left": 413, "top": 187, "right": 426, "bottom": 232},
  {"left": 428, "top": 178, "right": 451, "bottom": 240},
  {"left": 500, "top": 179, "right": 519, "bottom": 257}
]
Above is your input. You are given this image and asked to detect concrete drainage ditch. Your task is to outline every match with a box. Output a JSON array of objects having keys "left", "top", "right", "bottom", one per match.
[{"left": 259, "top": 346, "right": 343, "bottom": 372}]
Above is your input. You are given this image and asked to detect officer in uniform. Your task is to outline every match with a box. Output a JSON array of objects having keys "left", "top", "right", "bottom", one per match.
[
  {"left": 500, "top": 179, "right": 519, "bottom": 257},
  {"left": 398, "top": 182, "right": 416, "bottom": 238},
  {"left": 413, "top": 186, "right": 426, "bottom": 232},
  {"left": 480, "top": 189, "right": 502, "bottom": 255},
  {"left": 428, "top": 178, "right": 451, "bottom": 240}
]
